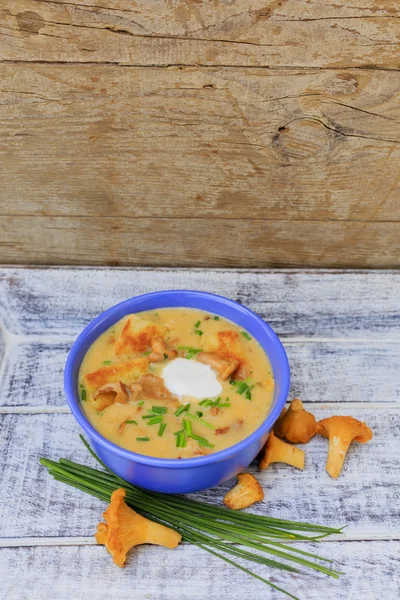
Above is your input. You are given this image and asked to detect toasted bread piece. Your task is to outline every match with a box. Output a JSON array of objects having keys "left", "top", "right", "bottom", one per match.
[
  {"left": 115, "top": 314, "right": 166, "bottom": 356},
  {"left": 83, "top": 356, "right": 149, "bottom": 395}
]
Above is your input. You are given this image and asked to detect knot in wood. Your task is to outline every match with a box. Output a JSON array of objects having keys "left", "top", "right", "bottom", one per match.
[{"left": 274, "top": 118, "right": 334, "bottom": 161}]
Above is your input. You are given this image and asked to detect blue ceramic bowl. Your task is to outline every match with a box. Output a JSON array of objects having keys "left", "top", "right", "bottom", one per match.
[{"left": 64, "top": 290, "right": 290, "bottom": 494}]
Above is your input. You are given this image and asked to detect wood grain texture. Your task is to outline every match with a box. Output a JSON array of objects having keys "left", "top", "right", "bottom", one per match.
[
  {"left": 1, "top": 3, "right": 400, "bottom": 267},
  {"left": 2, "top": 217, "right": 400, "bottom": 268},
  {"left": 1, "top": 0, "right": 400, "bottom": 68},
  {"left": 1, "top": 542, "right": 400, "bottom": 600},
  {"left": 1, "top": 65, "right": 400, "bottom": 224},
  {"left": 1, "top": 268, "right": 399, "bottom": 338},
  {"left": 0, "top": 406, "right": 397, "bottom": 538}
]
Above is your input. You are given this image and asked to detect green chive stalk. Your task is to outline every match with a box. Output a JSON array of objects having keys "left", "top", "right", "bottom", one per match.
[{"left": 40, "top": 436, "right": 343, "bottom": 600}]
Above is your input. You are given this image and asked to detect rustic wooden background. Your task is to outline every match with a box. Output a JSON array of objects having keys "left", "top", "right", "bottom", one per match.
[{"left": 1, "top": 1, "right": 400, "bottom": 268}]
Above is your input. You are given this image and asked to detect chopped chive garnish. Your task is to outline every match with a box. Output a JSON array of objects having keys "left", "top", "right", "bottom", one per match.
[
  {"left": 190, "top": 433, "right": 208, "bottom": 443},
  {"left": 194, "top": 320, "right": 201, "bottom": 328},
  {"left": 213, "top": 315, "right": 220, "bottom": 320},
  {"left": 81, "top": 389, "right": 86, "bottom": 401},
  {"left": 178, "top": 346, "right": 201, "bottom": 351},
  {"left": 191, "top": 434, "right": 215, "bottom": 448},
  {"left": 183, "top": 419, "right": 193, "bottom": 436},
  {"left": 194, "top": 329, "right": 203, "bottom": 336},
  {"left": 148, "top": 416, "right": 163, "bottom": 425},
  {"left": 158, "top": 423, "right": 167, "bottom": 437},
  {"left": 173, "top": 429, "right": 184, "bottom": 436},
  {"left": 199, "top": 399, "right": 210, "bottom": 406},
  {"left": 163, "top": 353, "right": 168, "bottom": 359},
  {"left": 151, "top": 406, "right": 167, "bottom": 414},
  {"left": 175, "top": 431, "right": 187, "bottom": 448},
  {"left": 178, "top": 346, "right": 202, "bottom": 359},
  {"left": 196, "top": 411, "right": 203, "bottom": 417},
  {"left": 237, "top": 382, "right": 248, "bottom": 395},
  {"left": 186, "top": 412, "right": 215, "bottom": 430},
  {"left": 174, "top": 403, "right": 190, "bottom": 417},
  {"left": 103, "top": 360, "right": 112, "bottom": 365},
  {"left": 136, "top": 437, "right": 150, "bottom": 442},
  {"left": 138, "top": 401, "right": 144, "bottom": 407},
  {"left": 142, "top": 414, "right": 156, "bottom": 419},
  {"left": 218, "top": 403, "right": 231, "bottom": 408},
  {"left": 125, "top": 420, "right": 138, "bottom": 425},
  {"left": 241, "top": 331, "right": 252, "bottom": 341},
  {"left": 230, "top": 380, "right": 254, "bottom": 398},
  {"left": 142, "top": 351, "right": 151, "bottom": 356}
]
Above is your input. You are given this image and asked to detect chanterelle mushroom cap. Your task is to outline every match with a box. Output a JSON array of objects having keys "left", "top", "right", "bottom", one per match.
[
  {"left": 149, "top": 337, "right": 177, "bottom": 362},
  {"left": 95, "top": 488, "right": 181, "bottom": 567},
  {"left": 317, "top": 416, "right": 373, "bottom": 479},
  {"left": 274, "top": 398, "right": 317, "bottom": 444},
  {"left": 91, "top": 381, "right": 130, "bottom": 411},
  {"left": 259, "top": 431, "right": 304, "bottom": 471},
  {"left": 223, "top": 473, "right": 264, "bottom": 510},
  {"left": 197, "top": 352, "right": 239, "bottom": 381}
]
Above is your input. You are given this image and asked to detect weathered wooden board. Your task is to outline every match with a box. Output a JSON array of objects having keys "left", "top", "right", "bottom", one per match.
[
  {"left": 1, "top": 268, "right": 399, "bottom": 338},
  {"left": 2, "top": 0, "right": 400, "bottom": 68},
  {"left": 1, "top": 341, "right": 399, "bottom": 408},
  {"left": 0, "top": 268, "right": 398, "bottom": 600},
  {"left": 1, "top": 541, "right": 400, "bottom": 600},
  {"left": 1, "top": 62, "right": 400, "bottom": 267},
  {"left": 0, "top": 405, "right": 396, "bottom": 538},
  {"left": 1, "top": 66, "right": 400, "bottom": 222},
  {"left": 2, "top": 217, "right": 400, "bottom": 269}
]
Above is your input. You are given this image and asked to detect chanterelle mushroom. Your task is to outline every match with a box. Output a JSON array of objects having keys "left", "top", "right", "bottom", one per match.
[
  {"left": 149, "top": 337, "right": 177, "bottom": 362},
  {"left": 317, "top": 416, "right": 373, "bottom": 479},
  {"left": 197, "top": 352, "right": 238, "bottom": 381},
  {"left": 223, "top": 473, "right": 264, "bottom": 510},
  {"left": 139, "top": 374, "right": 174, "bottom": 401},
  {"left": 91, "top": 381, "right": 130, "bottom": 411},
  {"left": 274, "top": 398, "right": 317, "bottom": 444},
  {"left": 259, "top": 431, "right": 304, "bottom": 470},
  {"left": 95, "top": 488, "right": 181, "bottom": 567}
]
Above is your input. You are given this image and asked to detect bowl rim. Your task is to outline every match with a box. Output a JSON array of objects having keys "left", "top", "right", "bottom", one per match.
[{"left": 64, "top": 290, "right": 290, "bottom": 468}]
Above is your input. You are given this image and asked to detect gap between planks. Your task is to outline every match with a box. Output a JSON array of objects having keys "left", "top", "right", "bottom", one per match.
[
  {"left": 1, "top": 61, "right": 400, "bottom": 73},
  {"left": 2, "top": 531, "right": 400, "bottom": 548},
  {"left": 1, "top": 265, "right": 400, "bottom": 274},
  {"left": 1, "top": 402, "right": 398, "bottom": 414}
]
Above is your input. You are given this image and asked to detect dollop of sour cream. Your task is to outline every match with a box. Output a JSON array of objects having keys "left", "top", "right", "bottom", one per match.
[{"left": 162, "top": 358, "right": 222, "bottom": 401}]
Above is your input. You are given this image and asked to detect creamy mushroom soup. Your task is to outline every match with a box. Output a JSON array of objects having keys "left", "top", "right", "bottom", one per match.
[{"left": 79, "top": 308, "right": 275, "bottom": 459}]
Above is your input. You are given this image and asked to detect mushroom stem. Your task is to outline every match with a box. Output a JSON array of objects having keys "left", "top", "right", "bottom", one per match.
[
  {"left": 325, "top": 435, "right": 352, "bottom": 479},
  {"left": 144, "top": 517, "right": 181, "bottom": 549},
  {"left": 259, "top": 431, "right": 304, "bottom": 470}
]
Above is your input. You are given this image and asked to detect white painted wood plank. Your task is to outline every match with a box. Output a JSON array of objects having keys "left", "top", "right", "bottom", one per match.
[
  {"left": 1, "top": 542, "right": 399, "bottom": 600},
  {"left": 1, "top": 340, "right": 398, "bottom": 408},
  {"left": 0, "top": 407, "right": 397, "bottom": 539},
  {"left": 286, "top": 342, "right": 400, "bottom": 403},
  {"left": 0, "top": 268, "right": 399, "bottom": 338}
]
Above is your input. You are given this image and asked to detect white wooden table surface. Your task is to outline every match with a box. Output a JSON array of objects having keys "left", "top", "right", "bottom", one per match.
[{"left": 0, "top": 267, "right": 399, "bottom": 600}]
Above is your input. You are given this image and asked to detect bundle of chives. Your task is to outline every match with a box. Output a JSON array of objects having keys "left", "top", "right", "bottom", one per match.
[{"left": 40, "top": 436, "right": 343, "bottom": 600}]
